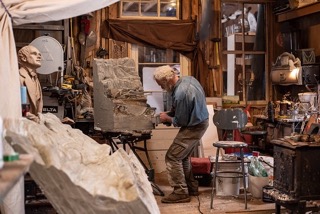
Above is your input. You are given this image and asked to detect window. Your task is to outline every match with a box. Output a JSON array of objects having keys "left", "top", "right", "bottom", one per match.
[
  {"left": 137, "top": 45, "right": 180, "bottom": 78},
  {"left": 221, "top": 2, "right": 270, "bottom": 104},
  {"left": 120, "top": 0, "right": 179, "bottom": 19},
  {"left": 130, "top": 44, "right": 190, "bottom": 113},
  {"left": 134, "top": 45, "right": 180, "bottom": 113}
]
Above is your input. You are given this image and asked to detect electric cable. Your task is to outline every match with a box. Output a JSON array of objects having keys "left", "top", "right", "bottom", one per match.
[{"left": 196, "top": 195, "right": 204, "bottom": 214}]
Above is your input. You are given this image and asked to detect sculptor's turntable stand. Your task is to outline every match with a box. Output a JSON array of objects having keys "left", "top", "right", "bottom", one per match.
[{"left": 102, "top": 131, "right": 164, "bottom": 196}]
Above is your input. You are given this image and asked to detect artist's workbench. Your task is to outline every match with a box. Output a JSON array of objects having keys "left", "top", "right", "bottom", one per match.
[
  {"left": 254, "top": 114, "right": 305, "bottom": 134},
  {"left": 0, "top": 154, "right": 33, "bottom": 200},
  {"left": 252, "top": 115, "right": 307, "bottom": 153}
]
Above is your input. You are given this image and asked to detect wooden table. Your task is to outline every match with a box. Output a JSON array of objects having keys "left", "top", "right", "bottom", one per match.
[{"left": 0, "top": 154, "right": 33, "bottom": 200}]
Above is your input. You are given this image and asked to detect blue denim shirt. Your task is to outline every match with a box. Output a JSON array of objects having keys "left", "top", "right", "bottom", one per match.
[{"left": 170, "top": 76, "right": 209, "bottom": 127}]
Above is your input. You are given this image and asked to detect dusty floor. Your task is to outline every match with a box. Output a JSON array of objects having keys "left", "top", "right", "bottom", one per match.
[{"left": 154, "top": 172, "right": 285, "bottom": 214}]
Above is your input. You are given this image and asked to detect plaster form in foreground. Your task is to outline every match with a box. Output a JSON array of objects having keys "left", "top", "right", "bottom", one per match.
[{"left": 4, "top": 113, "right": 160, "bottom": 214}]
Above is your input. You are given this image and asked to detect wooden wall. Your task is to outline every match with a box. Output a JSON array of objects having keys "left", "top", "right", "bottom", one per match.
[
  {"left": 271, "top": 5, "right": 320, "bottom": 102},
  {"left": 69, "top": 0, "right": 223, "bottom": 96}
]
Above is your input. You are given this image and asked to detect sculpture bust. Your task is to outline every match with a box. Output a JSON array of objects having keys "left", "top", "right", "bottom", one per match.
[{"left": 18, "top": 45, "right": 43, "bottom": 117}]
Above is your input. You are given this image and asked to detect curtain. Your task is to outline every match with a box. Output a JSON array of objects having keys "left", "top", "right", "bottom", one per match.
[
  {"left": 102, "top": 19, "right": 212, "bottom": 96},
  {"left": 103, "top": 19, "right": 196, "bottom": 59}
]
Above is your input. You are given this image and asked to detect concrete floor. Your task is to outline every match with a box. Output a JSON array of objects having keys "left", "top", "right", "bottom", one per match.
[{"left": 154, "top": 172, "right": 287, "bottom": 214}]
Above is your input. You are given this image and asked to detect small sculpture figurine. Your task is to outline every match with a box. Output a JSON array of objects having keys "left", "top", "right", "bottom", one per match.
[{"left": 18, "top": 45, "right": 43, "bottom": 122}]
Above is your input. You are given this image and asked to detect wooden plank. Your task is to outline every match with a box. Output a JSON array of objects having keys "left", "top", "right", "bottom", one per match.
[
  {"left": 191, "top": 0, "right": 199, "bottom": 21},
  {"left": 109, "top": 3, "right": 118, "bottom": 19},
  {"left": 63, "top": 19, "right": 70, "bottom": 50},
  {"left": 73, "top": 17, "right": 80, "bottom": 66},
  {"left": 308, "top": 25, "right": 320, "bottom": 56},
  {"left": 0, "top": 154, "right": 34, "bottom": 200},
  {"left": 96, "top": 10, "right": 102, "bottom": 50},
  {"left": 136, "top": 150, "right": 167, "bottom": 173},
  {"left": 151, "top": 128, "right": 179, "bottom": 139},
  {"left": 277, "top": 2, "right": 320, "bottom": 22},
  {"left": 13, "top": 24, "right": 65, "bottom": 31},
  {"left": 136, "top": 139, "right": 173, "bottom": 151},
  {"left": 135, "top": 126, "right": 179, "bottom": 150},
  {"left": 101, "top": 8, "right": 106, "bottom": 50},
  {"left": 181, "top": 0, "right": 191, "bottom": 20}
]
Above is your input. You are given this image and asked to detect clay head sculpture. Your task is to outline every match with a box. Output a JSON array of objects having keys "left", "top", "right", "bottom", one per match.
[
  {"left": 18, "top": 45, "right": 43, "bottom": 119},
  {"left": 18, "top": 45, "right": 42, "bottom": 69}
]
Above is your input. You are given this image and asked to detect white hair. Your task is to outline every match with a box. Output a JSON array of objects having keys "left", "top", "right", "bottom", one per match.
[{"left": 153, "top": 65, "right": 175, "bottom": 81}]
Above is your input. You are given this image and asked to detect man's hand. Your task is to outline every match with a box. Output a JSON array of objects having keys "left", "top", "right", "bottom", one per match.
[{"left": 159, "top": 112, "right": 172, "bottom": 126}]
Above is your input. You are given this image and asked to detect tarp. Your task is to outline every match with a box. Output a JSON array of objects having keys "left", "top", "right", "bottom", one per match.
[
  {"left": 103, "top": 19, "right": 213, "bottom": 96},
  {"left": 0, "top": 0, "right": 119, "bottom": 119},
  {"left": 0, "top": 1, "right": 119, "bottom": 213},
  {"left": 103, "top": 19, "right": 197, "bottom": 59}
]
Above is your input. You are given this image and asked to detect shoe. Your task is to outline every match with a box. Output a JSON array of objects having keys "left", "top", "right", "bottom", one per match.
[
  {"left": 189, "top": 191, "right": 199, "bottom": 196},
  {"left": 161, "top": 193, "right": 191, "bottom": 203}
]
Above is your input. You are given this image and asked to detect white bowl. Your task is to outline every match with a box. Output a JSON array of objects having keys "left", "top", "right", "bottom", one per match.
[{"left": 298, "top": 92, "right": 317, "bottom": 103}]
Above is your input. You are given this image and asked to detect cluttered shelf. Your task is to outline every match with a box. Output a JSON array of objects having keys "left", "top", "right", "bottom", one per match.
[
  {"left": 276, "top": 2, "right": 320, "bottom": 22},
  {"left": 254, "top": 113, "right": 305, "bottom": 130},
  {"left": 0, "top": 154, "right": 33, "bottom": 200}
]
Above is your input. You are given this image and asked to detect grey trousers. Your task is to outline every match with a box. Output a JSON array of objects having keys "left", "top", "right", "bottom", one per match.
[{"left": 165, "top": 119, "right": 209, "bottom": 195}]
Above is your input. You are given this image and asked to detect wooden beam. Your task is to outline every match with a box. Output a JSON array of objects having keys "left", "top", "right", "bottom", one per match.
[
  {"left": 109, "top": 2, "right": 118, "bottom": 19},
  {"left": 123, "top": 2, "right": 134, "bottom": 11},
  {"left": 181, "top": 0, "right": 191, "bottom": 20},
  {"left": 13, "top": 24, "right": 65, "bottom": 31},
  {"left": 143, "top": 2, "right": 157, "bottom": 12},
  {"left": 277, "top": 2, "right": 320, "bottom": 22}
]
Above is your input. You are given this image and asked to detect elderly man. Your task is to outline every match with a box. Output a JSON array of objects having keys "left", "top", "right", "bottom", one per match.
[
  {"left": 153, "top": 65, "right": 209, "bottom": 203},
  {"left": 18, "top": 45, "right": 43, "bottom": 118}
]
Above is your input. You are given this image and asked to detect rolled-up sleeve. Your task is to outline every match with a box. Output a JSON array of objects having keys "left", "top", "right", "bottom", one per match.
[{"left": 172, "top": 94, "right": 192, "bottom": 127}]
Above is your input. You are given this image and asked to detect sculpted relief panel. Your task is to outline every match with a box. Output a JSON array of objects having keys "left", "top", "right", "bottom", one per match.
[{"left": 93, "top": 58, "right": 155, "bottom": 134}]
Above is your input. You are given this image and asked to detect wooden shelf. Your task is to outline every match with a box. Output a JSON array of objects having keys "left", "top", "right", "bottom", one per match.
[
  {"left": 13, "top": 24, "right": 65, "bottom": 31},
  {"left": 277, "top": 2, "right": 320, "bottom": 22},
  {"left": 0, "top": 154, "right": 33, "bottom": 200},
  {"left": 138, "top": 63, "right": 179, "bottom": 65}
]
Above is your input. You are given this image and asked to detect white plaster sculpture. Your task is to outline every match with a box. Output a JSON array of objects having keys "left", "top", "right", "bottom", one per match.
[
  {"left": 4, "top": 113, "right": 160, "bottom": 214},
  {"left": 93, "top": 58, "right": 155, "bottom": 134}
]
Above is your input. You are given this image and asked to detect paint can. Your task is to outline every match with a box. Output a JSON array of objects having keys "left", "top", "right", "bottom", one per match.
[{"left": 262, "top": 185, "right": 274, "bottom": 202}]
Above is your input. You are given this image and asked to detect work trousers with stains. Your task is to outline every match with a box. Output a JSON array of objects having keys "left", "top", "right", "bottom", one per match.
[{"left": 165, "top": 119, "right": 209, "bottom": 195}]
